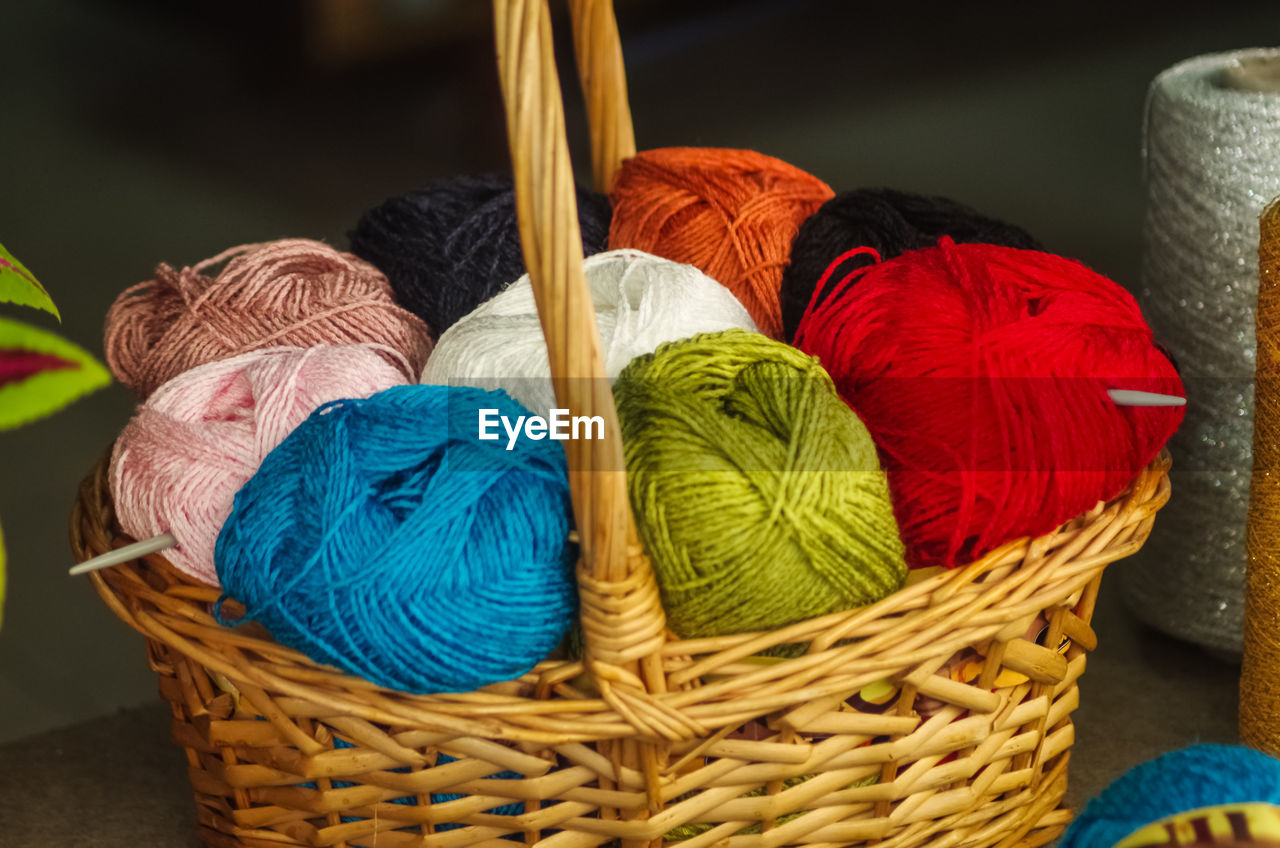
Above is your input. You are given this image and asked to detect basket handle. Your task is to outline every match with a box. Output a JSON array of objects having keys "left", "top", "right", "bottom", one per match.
[
  {"left": 566, "top": 0, "right": 636, "bottom": 192},
  {"left": 493, "top": 0, "right": 687, "bottom": 738}
]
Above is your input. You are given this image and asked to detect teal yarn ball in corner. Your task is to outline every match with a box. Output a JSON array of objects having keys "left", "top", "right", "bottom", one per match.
[
  {"left": 1060, "top": 745, "right": 1280, "bottom": 848},
  {"left": 613, "top": 328, "right": 907, "bottom": 639},
  {"left": 214, "top": 384, "right": 577, "bottom": 694}
]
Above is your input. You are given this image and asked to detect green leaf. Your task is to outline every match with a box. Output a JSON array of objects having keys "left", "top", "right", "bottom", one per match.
[
  {"left": 0, "top": 317, "right": 109, "bottom": 430},
  {"left": 0, "top": 242, "right": 59, "bottom": 320}
]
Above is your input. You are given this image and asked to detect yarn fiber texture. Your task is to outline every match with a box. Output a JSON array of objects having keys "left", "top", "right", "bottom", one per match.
[
  {"left": 795, "top": 240, "right": 1185, "bottom": 568},
  {"left": 1059, "top": 745, "right": 1280, "bottom": 848},
  {"left": 1123, "top": 48, "right": 1280, "bottom": 656},
  {"left": 608, "top": 147, "right": 833, "bottom": 339},
  {"left": 1243, "top": 197, "right": 1280, "bottom": 755},
  {"left": 105, "top": 238, "right": 433, "bottom": 398},
  {"left": 779, "top": 188, "right": 1044, "bottom": 341},
  {"left": 613, "top": 328, "right": 907, "bottom": 638},
  {"left": 349, "top": 174, "right": 613, "bottom": 337},
  {"left": 109, "top": 345, "right": 411, "bottom": 586},
  {"left": 421, "top": 249, "right": 758, "bottom": 418},
  {"left": 215, "top": 384, "right": 577, "bottom": 694}
]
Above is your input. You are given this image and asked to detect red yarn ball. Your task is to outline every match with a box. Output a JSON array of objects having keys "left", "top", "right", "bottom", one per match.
[{"left": 794, "top": 239, "right": 1184, "bottom": 568}]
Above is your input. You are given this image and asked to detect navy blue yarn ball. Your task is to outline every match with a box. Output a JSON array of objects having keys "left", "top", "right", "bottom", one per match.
[
  {"left": 215, "top": 384, "right": 577, "bottom": 694},
  {"left": 349, "top": 174, "right": 612, "bottom": 338},
  {"left": 1060, "top": 745, "right": 1280, "bottom": 848}
]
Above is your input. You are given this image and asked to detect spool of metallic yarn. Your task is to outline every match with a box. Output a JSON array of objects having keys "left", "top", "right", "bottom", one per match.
[
  {"left": 1242, "top": 196, "right": 1280, "bottom": 754},
  {"left": 1122, "top": 49, "right": 1280, "bottom": 656}
]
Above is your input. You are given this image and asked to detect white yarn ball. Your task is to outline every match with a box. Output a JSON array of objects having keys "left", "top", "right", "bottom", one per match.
[{"left": 420, "top": 249, "right": 759, "bottom": 417}]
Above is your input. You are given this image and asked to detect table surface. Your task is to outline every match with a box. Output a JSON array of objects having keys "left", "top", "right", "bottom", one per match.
[{"left": 0, "top": 567, "right": 1241, "bottom": 848}]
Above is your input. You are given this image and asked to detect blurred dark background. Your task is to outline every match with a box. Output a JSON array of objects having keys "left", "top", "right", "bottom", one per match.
[{"left": 0, "top": 0, "right": 1270, "bottom": 843}]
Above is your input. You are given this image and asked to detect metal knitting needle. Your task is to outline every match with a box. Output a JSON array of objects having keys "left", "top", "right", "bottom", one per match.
[
  {"left": 69, "top": 533, "right": 176, "bottom": 576},
  {"left": 1107, "top": 389, "right": 1187, "bottom": 407}
]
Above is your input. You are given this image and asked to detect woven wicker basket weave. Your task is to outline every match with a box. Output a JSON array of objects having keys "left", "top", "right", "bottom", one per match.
[{"left": 69, "top": 2, "right": 1174, "bottom": 846}]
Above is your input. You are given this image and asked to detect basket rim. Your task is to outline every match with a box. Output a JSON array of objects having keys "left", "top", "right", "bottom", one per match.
[{"left": 71, "top": 448, "right": 1171, "bottom": 744}]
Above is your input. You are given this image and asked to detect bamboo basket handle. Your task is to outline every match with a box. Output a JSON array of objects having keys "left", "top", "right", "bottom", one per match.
[
  {"left": 566, "top": 0, "right": 636, "bottom": 192},
  {"left": 493, "top": 0, "right": 690, "bottom": 739}
]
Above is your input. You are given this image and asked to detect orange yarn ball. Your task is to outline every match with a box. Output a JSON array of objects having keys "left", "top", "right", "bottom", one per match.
[{"left": 607, "top": 148, "right": 833, "bottom": 339}]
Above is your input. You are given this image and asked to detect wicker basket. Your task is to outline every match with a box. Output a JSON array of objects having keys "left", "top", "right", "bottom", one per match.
[{"left": 70, "top": 2, "right": 1174, "bottom": 846}]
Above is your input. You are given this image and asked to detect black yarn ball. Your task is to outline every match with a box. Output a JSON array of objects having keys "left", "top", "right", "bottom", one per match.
[
  {"left": 350, "top": 174, "right": 612, "bottom": 338},
  {"left": 779, "top": 188, "right": 1044, "bottom": 341}
]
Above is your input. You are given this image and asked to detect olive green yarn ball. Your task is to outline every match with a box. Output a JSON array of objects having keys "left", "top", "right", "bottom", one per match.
[{"left": 613, "top": 328, "right": 907, "bottom": 638}]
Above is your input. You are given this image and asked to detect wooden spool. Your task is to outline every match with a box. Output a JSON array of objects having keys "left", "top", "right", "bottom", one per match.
[{"left": 1242, "top": 197, "right": 1280, "bottom": 755}]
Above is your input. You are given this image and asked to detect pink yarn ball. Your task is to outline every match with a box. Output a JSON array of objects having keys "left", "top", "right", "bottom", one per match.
[
  {"left": 104, "top": 239, "right": 434, "bottom": 398},
  {"left": 109, "top": 345, "right": 411, "bottom": 585}
]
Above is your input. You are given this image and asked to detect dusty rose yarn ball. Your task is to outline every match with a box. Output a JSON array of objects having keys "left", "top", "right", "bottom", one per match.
[{"left": 104, "top": 239, "right": 433, "bottom": 398}]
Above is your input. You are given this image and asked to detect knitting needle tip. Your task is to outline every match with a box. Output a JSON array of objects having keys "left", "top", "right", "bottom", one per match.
[
  {"left": 69, "top": 533, "right": 177, "bottom": 576},
  {"left": 1107, "top": 389, "right": 1187, "bottom": 408}
]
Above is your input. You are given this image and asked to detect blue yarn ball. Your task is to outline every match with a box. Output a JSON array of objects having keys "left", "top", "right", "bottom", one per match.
[
  {"left": 215, "top": 384, "right": 577, "bottom": 694},
  {"left": 1060, "top": 745, "right": 1280, "bottom": 848}
]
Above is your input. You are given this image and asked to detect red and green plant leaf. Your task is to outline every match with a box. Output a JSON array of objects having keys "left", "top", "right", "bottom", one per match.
[
  {"left": 0, "top": 317, "right": 109, "bottom": 430},
  {"left": 0, "top": 242, "right": 59, "bottom": 320}
]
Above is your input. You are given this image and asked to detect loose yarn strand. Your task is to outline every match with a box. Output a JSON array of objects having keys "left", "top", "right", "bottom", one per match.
[
  {"left": 801, "top": 246, "right": 883, "bottom": 330},
  {"left": 779, "top": 188, "right": 1043, "bottom": 341}
]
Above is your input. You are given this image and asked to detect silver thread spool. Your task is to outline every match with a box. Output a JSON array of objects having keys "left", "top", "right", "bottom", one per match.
[{"left": 1122, "top": 48, "right": 1280, "bottom": 655}]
